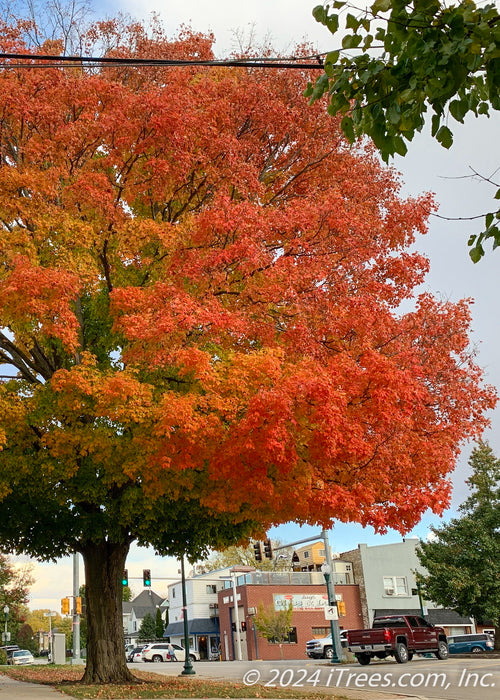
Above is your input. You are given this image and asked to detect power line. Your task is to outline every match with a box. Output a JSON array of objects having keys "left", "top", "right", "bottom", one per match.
[{"left": 0, "top": 51, "right": 326, "bottom": 70}]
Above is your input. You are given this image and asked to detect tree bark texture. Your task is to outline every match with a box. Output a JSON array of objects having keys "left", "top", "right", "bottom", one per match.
[{"left": 80, "top": 540, "right": 136, "bottom": 684}]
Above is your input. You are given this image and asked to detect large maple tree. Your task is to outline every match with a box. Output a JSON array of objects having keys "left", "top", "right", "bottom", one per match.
[{"left": 0, "top": 18, "right": 495, "bottom": 683}]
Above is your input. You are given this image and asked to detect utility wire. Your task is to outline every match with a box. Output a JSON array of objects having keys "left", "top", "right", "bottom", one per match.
[{"left": 0, "top": 51, "right": 326, "bottom": 69}]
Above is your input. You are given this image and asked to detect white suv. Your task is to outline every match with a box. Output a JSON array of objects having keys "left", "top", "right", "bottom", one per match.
[{"left": 142, "top": 642, "right": 199, "bottom": 663}]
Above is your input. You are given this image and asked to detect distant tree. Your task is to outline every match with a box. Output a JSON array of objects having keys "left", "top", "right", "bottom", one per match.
[
  {"left": 0, "top": 554, "right": 34, "bottom": 639},
  {"left": 198, "top": 541, "right": 291, "bottom": 572},
  {"left": 155, "top": 608, "right": 164, "bottom": 640},
  {"left": 138, "top": 612, "right": 157, "bottom": 642},
  {"left": 17, "top": 622, "right": 36, "bottom": 653},
  {"left": 25, "top": 608, "right": 64, "bottom": 635},
  {"left": 253, "top": 602, "right": 293, "bottom": 658},
  {"left": 0, "top": 0, "right": 94, "bottom": 53},
  {"left": 308, "top": 1, "right": 500, "bottom": 261},
  {"left": 122, "top": 586, "right": 133, "bottom": 603},
  {"left": 417, "top": 442, "right": 500, "bottom": 648},
  {"left": 26, "top": 607, "right": 79, "bottom": 652}
]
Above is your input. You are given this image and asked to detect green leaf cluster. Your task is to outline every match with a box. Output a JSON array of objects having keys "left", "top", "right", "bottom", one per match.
[
  {"left": 138, "top": 612, "right": 158, "bottom": 642},
  {"left": 253, "top": 601, "right": 294, "bottom": 644},
  {"left": 417, "top": 442, "right": 500, "bottom": 639},
  {"left": 310, "top": 1, "right": 500, "bottom": 260}
]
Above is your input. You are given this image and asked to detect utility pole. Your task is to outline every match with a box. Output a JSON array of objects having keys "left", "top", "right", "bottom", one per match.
[
  {"left": 274, "top": 529, "right": 344, "bottom": 662},
  {"left": 231, "top": 573, "right": 242, "bottom": 661},
  {"left": 72, "top": 553, "right": 81, "bottom": 664}
]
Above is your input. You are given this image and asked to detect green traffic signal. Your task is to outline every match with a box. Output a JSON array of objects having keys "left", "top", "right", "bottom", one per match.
[
  {"left": 122, "top": 569, "right": 128, "bottom": 586},
  {"left": 143, "top": 569, "right": 151, "bottom": 587}
]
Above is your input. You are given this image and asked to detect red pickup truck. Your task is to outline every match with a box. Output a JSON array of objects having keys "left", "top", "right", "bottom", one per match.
[{"left": 347, "top": 614, "right": 449, "bottom": 665}]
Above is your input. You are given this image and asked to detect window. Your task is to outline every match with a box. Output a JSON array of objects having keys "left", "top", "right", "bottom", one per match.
[
  {"left": 383, "top": 576, "right": 409, "bottom": 596},
  {"left": 304, "top": 551, "right": 310, "bottom": 559},
  {"left": 206, "top": 584, "right": 217, "bottom": 594},
  {"left": 416, "top": 617, "right": 432, "bottom": 628},
  {"left": 269, "top": 628, "right": 298, "bottom": 644}
]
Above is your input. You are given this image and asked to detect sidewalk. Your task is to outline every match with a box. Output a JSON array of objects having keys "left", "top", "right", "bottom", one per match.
[
  {"left": 0, "top": 672, "right": 429, "bottom": 700},
  {"left": 0, "top": 672, "right": 66, "bottom": 699}
]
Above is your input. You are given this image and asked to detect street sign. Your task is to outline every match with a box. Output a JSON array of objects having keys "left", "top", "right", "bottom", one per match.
[{"left": 324, "top": 605, "right": 338, "bottom": 620}]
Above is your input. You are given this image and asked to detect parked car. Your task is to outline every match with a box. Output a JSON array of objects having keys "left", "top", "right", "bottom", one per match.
[
  {"left": 346, "top": 615, "right": 448, "bottom": 665},
  {"left": 0, "top": 645, "right": 19, "bottom": 659},
  {"left": 305, "top": 630, "right": 349, "bottom": 659},
  {"left": 447, "top": 633, "right": 494, "bottom": 654},
  {"left": 142, "top": 642, "right": 199, "bottom": 663},
  {"left": 8, "top": 649, "right": 35, "bottom": 665},
  {"left": 127, "top": 645, "right": 146, "bottom": 662}
]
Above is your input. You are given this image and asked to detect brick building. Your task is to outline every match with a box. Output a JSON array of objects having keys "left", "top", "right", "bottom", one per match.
[{"left": 217, "top": 570, "right": 363, "bottom": 660}]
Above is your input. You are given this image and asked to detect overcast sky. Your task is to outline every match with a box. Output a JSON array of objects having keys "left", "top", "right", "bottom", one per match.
[{"left": 13, "top": 0, "right": 500, "bottom": 609}]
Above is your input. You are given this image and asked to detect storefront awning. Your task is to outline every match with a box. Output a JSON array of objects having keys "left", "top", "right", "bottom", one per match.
[{"left": 164, "top": 618, "right": 218, "bottom": 637}]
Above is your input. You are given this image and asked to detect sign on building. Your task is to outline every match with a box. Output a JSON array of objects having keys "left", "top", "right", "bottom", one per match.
[{"left": 273, "top": 594, "right": 329, "bottom": 611}]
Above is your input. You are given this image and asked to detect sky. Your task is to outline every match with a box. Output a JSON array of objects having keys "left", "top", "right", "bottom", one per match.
[{"left": 10, "top": 0, "right": 500, "bottom": 610}]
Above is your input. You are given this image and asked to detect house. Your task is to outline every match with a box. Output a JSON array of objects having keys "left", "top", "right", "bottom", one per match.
[
  {"left": 292, "top": 541, "right": 327, "bottom": 571},
  {"left": 291, "top": 542, "right": 353, "bottom": 583},
  {"left": 123, "top": 589, "right": 165, "bottom": 645},
  {"left": 341, "top": 540, "right": 474, "bottom": 635}
]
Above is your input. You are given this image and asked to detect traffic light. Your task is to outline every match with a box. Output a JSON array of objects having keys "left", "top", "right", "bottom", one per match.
[
  {"left": 143, "top": 569, "right": 151, "bottom": 587},
  {"left": 122, "top": 569, "right": 129, "bottom": 586},
  {"left": 253, "top": 541, "right": 263, "bottom": 562},
  {"left": 263, "top": 539, "right": 273, "bottom": 559},
  {"left": 337, "top": 600, "right": 346, "bottom": 616},
  {"left": 75, "top": 597, "right": 82, "bottom": 615},
  {"left": 61, "top": 597, "right": 70, "bottom": 615}
]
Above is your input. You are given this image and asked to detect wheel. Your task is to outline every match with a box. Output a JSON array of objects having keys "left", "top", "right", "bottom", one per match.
[
  {"left": 471, "top": 646, "right": 482, "bottom": 653},
  {"left": 356, "top": 653, "right": 371, "bottom": 665},
  {"left": 324, "top": 646, "right": 333, "bottom": 659},
  {"left": 434, "top": 640, "right": 449, "bottom": 660},
  {"left": 152, "top": 654, "right": 163, "bottom": 663},
  {"left": 189, "top": 654, "right": 196, "bottom": 662},
  {"left": 394, "top": 641, "right": 409, "bottom": 664}
]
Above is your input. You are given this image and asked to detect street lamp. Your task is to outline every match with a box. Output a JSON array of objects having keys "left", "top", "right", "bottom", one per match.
[
  {"left": 320, "top": 563, "right": 342, "bottom": 663},
  {"left": 3, "top": 605, "right": 9, "bottom": 644},
  {"left": 43, "top": 611, "right": 57, "bottom": 662}
]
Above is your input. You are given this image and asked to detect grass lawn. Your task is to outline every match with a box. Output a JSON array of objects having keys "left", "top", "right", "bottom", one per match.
[{"left": 0, "top": 665, "right": 348, "bottom": 699}]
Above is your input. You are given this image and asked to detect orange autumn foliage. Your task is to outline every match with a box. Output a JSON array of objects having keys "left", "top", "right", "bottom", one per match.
[
  {"left": 0, "top": 20, "right": 495, "bottom": 541},
  {"left": 0, "top": 16, "right": 495, "bottom": 684}
]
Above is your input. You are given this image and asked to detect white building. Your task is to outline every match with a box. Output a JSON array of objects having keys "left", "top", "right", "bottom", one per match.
[
  {"left": 341, "top": 540, "right": 473, "bottom": 636},
  {"left": 164, "top": 567, "right": 235, "bottom": 660}
]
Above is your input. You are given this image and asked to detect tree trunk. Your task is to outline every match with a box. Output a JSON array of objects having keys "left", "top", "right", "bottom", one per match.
[
  {"left": 80, "top": 540, "right": 137, "bottom": 684},
  {"left": 494, "top": 619, "right": 500, "bottom": 651}
]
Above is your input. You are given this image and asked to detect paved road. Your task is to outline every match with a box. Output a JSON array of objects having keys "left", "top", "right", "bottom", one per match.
[
  {"left": 130, "top": 656, "right": 500, "bottom": 700},
  {"left": 0, "top": 655, "right": 497, "bottom": 700}
]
